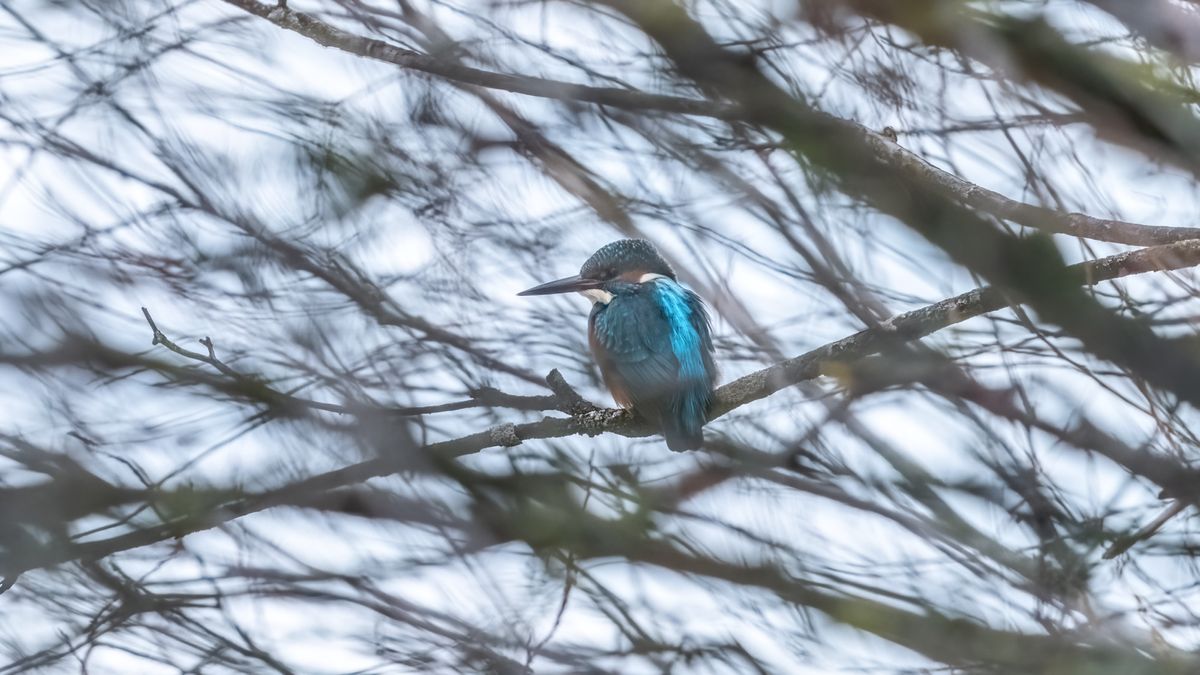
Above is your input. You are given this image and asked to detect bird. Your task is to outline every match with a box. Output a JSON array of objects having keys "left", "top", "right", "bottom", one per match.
[{"left": 518, "top": 239, "right": 716, "bottom": 451}]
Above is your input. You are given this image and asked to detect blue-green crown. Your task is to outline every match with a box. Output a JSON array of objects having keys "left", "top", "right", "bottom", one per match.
[{"left": 580, "top": 239, "right": 675, "bottom": 280}]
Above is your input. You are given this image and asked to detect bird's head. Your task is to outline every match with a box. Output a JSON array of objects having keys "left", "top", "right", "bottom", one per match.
[{"left": 517, "top": 239, "right": 676, "bottom": 304}]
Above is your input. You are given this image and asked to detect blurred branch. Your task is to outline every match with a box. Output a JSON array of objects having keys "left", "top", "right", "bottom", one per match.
[
  {"left": 12, "top": 1, "right": 1200, "bottom": 669},
  {"left": 713, "top": 239, "right": 1200, "bottom": 415},
  {"left": 1103, "top": 499, "right": 1187, "bottom": 559},
  {"left": 613, "top": 540, "right": 1192, "bottom": 673},
  {"left": 216, "top": 0, "right": 1200, "bottom": 249},
  {"left": 849, "top": 1, "right": 1200, "bottom": 172},
  {"left": 218, "top": 0, "right": 733, "bottom": 116},
  {"left": 0, "top": 107, "right": 549, "bottom": 389},
  {"left": 471, "top": 473, "right": 1198, "bottom": 674},
  {"left": 600, "top": 0, "right": 1200, "bottom": 419},
  {"left": 846, "top": 326, "right": 1200, "bottom": 560},
  {"left": 1085, "top": 0, "right": 1200, "bottom": 64},
  {"left": 205, "top": 218, "right": 549, "bottom": 387},
  {"left": 859, "top": 130, "right": 1200, "bottom": 246},
  {"left": 9, "top": 238, "right": 1200, "bottom": 577},
  {"left": 140, "top": 306, "right": 561, "bottom": 417},
  {"left": 608, "top": 535, "right": 1193, "bottom": 673}
]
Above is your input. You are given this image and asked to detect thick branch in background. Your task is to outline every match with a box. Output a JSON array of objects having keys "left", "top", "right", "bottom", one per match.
[
  {"left": 219, "top": 0, "right": 1200, "bottom": 248},
  {"left": 602, "top": 0, "right": 1200, "bottom": 414}
]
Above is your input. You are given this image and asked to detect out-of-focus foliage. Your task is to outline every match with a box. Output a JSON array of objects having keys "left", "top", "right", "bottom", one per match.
[{"left": 5, "top": 0, "right": 1200, "bottom": 672}]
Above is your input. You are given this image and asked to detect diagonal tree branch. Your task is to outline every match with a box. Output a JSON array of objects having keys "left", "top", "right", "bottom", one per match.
[
  {"left": 11, "top": 237, "right": 1200, "bottom": 576},
  {"left": 598, "top": 0, "right": 1200, "bottom": 420},
  {"left": 562, "top": 521, "right": 1196, "bottom": 674},
  {"left": 1084, "top": 0, "right": 1200, "bottom": 65},
  {"left": 848, "top": 1, "right": 1200, "bottom": 173},
  {"left": 217, "top": 0, "right": 1200, "bottom": 248}
]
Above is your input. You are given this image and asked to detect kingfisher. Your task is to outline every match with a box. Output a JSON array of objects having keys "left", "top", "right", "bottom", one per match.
[{"left": 518, "top": 239, "right": 716, "bottom": 451}]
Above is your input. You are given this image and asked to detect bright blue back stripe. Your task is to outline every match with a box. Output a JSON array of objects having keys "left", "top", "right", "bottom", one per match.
[
  {"left": 653, "top": 279, "right": 710, "bottom": 432},
  {"left": 654, "top": 280, "right": 705, "bottom": 381}
]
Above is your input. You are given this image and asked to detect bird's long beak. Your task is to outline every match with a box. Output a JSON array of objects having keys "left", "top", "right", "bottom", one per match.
[{"left": 517, "top": 274, "right": 600, "bottom": 296}]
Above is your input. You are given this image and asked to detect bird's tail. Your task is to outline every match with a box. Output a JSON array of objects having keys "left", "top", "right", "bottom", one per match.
[
  {"left": 661, "top": 393, "right": 708, "bottom": 452},
  {"left": 662, "top": 421, "right": 702, "bottom": 451}
]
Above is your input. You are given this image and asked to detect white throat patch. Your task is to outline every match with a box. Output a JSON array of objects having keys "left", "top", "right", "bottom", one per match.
[{"left": 579, "top": 288, "right": 614, "bottom": 305}]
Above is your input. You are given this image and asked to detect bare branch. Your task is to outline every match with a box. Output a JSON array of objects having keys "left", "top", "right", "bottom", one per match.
[{"left": 217, "top": 0, "right": 1200, "bottom": 248}]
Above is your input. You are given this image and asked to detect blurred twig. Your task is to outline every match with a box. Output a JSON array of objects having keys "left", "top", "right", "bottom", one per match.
[
  {"left": 1103, "top": 500, "right": 1188, "bottom": 559},
  {"left": 223, "top": 0, "right": 1200, "bottom": 247},
  {"left": 5, "top": 238, "right": 1197, "bottom": 578}
]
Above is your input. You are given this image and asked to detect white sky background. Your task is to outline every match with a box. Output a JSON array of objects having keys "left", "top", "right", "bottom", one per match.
[{"left": 2, "top": 0, "right": 1200, "bottom": 673}]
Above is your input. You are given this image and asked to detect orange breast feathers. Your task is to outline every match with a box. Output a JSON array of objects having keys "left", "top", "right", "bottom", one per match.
[{"left": 588, "top": 320, "right": 633, "bottom": 408}]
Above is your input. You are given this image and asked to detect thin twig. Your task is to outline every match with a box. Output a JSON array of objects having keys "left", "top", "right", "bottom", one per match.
[
  {"left": 140, "top": 307, "right": 559, "bottom": 417},
  {"left": 221, "top": 0, "right": 1200, "bottom": 248},
  {"left": 1103, "top": 500, "right": 1189, "bottom": 559}
]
